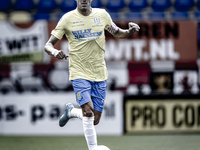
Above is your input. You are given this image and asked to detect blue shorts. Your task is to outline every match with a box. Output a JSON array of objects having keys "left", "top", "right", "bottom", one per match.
[{"left": 71, "top": 79, "right": 107, "bottom": 112}]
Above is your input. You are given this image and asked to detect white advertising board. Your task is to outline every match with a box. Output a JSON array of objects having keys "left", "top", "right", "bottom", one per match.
[
  {"left": 0, "top": 20, "right": 48, "bottom": 63},
  {"left": 0, "top": 91, "right": 123, "bottom": 135}
]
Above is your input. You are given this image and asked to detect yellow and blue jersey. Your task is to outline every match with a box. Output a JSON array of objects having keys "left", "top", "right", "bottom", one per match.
[{"left": 51, "top": 8, "right": 116, "bottom": 81}]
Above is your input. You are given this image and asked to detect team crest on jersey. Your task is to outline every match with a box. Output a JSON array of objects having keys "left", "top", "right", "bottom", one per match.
[{"left": 94, "top": 18, "right": 100, "bottom": 24}]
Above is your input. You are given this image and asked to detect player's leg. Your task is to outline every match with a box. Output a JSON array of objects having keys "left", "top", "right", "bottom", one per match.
[
  {"left": 81, "top": 80, "right": 106, "bottom": 150},
  {"left": 81, "top": 100, "right": 94, "bottom": 117},
  {"left": 60, "top": 102, "right": 102, "bottom": 126},
  {"left": 59, "top": 79, "right": 106, "bottom": 150},
  {"left": 81, "top": 101, "right": 97, "bottom": 150},
  {"left": 91, "top": 80, "right": 107, "bottom": 125},
  {"left": 72, "top": 79, "right": 97, "bottom": 150},
  {"left": 93, "top": 109, "right": 102, "bottom": 125},
  {"left": 66, "top": 79, "right": 98, "bottom": 150},
  {"left": 81, "top": 80, "right": 107, "bottom": 150}
]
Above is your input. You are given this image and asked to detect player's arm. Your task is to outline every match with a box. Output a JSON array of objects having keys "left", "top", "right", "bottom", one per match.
[
  {"left": 108, "top": 22, "right": 140, "bottom": 39},
  {"left": 44, "top": 35, "right": 68, "bottom": 60}
]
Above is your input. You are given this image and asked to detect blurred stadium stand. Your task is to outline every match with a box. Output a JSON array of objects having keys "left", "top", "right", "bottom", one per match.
[
  {"left": 148, "top": 12, "right": 166, "bottom": 20},
  {"left": 174, "top": 0, "right": 194, "bottom": 12},
  {"left": 126, "top": 12, "right": 143, "bottom": 20},
  {"left": 0, "top": 0, "right": 12, "bottom": 12},
  {"left": 91, "top": 0, "right": 103, "bottom": 8},
  {"left": 33, "top": 0, "right": 57, "bottom": 21},
  {"left": 151, "top": 0, "right": 171, "bottom": 12},
  {"left": 14, "top": 0, "right": 35, "bottom": 11},
  {"left": 128, "top": 0, "right": 149, "bottom": 12},
  {"left": 36, "top": 0, "right": 57, "bottom": 13},
  {"left": 59, "top": 0, "right": 77, "bottom": 13},
  {"left": 106, "top": 0, "right": 126, "bottom": 12},
  {"left": 0, "top": 0, "right": 200, "bottom": 21}
]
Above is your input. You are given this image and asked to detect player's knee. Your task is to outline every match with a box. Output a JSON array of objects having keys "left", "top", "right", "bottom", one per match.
[
  {"left": 82, "top": 103, "right": 94, "bottom": 117},
  {"left": 84, "top": 110, "right": 93, "bottom": 117}
]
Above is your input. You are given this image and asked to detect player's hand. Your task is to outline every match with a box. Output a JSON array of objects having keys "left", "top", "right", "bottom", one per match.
[
  {"left": 128, "top": 22, "right": 140, "bottom": 33},
  {"left": 52, "top": 49, "right": 68, "bottom": 60}
]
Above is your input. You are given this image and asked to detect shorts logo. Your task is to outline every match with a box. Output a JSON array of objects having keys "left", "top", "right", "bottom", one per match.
[
  {"left": 77, "top": 92, "right": 81, "bottom": 100},
  {"left": 94, "top": 18, "right": 100, "bottom": 24}
]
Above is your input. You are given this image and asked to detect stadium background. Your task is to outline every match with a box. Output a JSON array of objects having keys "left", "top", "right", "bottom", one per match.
[{"left": 0, "top": 0, "right": 200, "bottom": 140}]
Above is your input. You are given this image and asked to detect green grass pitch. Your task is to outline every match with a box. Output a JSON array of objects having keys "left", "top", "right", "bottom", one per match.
[{"left": 0, "top": 134, "right": 200, "bottom": 150}]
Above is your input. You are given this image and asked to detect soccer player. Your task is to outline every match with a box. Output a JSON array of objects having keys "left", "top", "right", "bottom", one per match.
[{"left": 44, "top": 0, "right": 140, "bottom": 150}]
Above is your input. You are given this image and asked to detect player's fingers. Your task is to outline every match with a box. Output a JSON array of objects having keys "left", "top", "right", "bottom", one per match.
[
  {"left": 59, "top": 51, "right": 65, "bottom": 58},
  {"left": 130, "top": 26, "right": 139, "bottom": 32},
  {"left": 58, "top": 52, "right": 65, "bottom": 59},
  {"left": 132, "top": 24, "right": 140, "bottom": 29},
  {"left": 129, "top": 25, "right": 139, "bottom": 32},
  {"left": 129, "top": 22, "right": 140, "bottom": 29},
  {"left": 133, "top": 24, "right": 140, "bottom": 30},
  {"left": 65, "top": 55, "right": 68, "bottom": 60},
  {"left": 135, "top": 24, "right": 140, "bottom": 29},
  {"left": 61, "top": 52, "right": 68, "bottom": 60},
  {"left": 132, "top": 23, "right": 140, "bottom": 28},
  {"left": 129, "top": 22, "right": 136, "bottom": 26},
  {"left": 59, "top": 50, "right": 68, "bottom": 60},
  {"left": 61, "top": 51, "right": 68, "bottom": 60},
  {"left": 135, "top": 26, "right": 140, "bottom": 30}
]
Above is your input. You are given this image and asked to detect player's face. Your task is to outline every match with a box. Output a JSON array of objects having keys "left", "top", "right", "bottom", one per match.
[{"left": 76, "top": 0, "right": 92, "bottom": 11}]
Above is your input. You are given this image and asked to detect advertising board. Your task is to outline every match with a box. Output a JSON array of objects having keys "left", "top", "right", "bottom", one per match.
[
  {"left": 125, "top": 98, "right": 200, "bottom": 133},
  {"left": 0, "top": 92, "right": 123, "bottom": 135}
]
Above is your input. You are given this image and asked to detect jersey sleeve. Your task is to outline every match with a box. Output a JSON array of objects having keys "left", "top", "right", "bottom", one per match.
[
  {"left": 51, "top": 16, "right": 66, "bottom": 39},
  {"left": 104, "top": 10, "right": 119, "bottom": 34}
]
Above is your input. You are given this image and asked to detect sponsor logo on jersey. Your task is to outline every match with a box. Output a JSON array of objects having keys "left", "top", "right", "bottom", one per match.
[{"left": 72, "top": 29, "right": 102, "bottom": 40}]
